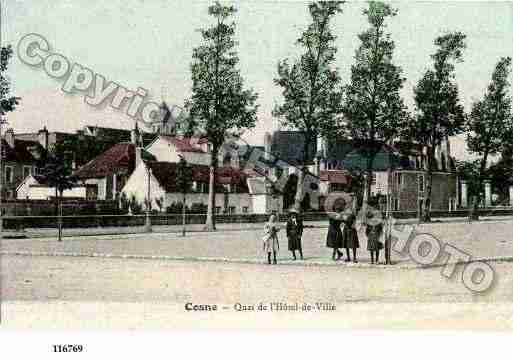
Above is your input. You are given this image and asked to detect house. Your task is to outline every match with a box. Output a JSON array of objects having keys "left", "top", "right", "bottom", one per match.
[
  {"left": 16, "top": 174, "right": 94, "bottom": 200},
  {"left": 246, "top": 176, "right": 284, "bottom": 214},
  {"left": 145, "top": 135, "right": 211, "bottom": 166},
  {"left": 2, "top": 128, "right": 49, "bottom": 199},
  {"left": 121, "top": 160, "right": 254, "bottom": 214},
  {"left": 326, "top": 138, "right": 458, "bottom": 211},
  {"left": 262, "top": 130, "right": 458, "bottom": 212},
  {"left": 145, "top": 134, "right": 241, "bottom": 168},
  {"left": 73, "top": 141, "right": 155, "bottom": 200}
]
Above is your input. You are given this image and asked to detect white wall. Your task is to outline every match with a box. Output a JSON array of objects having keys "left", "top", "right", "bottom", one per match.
[
  {"left": 371, "top": 171, "right": 389, "bottom": 196},
  {"left": 165, "top": 192, "right": 252, "bottom": 214},
  {"left": 16, "top": 175, "right": 37, "bottom": 199},
  {"left": 146, "top": 137, "right": 211, "bottom": 165},
  {"left": 250, "top": 194, "right": 283, "bottom": 214},
  {"left": 26, "top": 186, "right": 87, "bottom": 200},
  {"left": 146, "top": 137, "right": 182, "bottom": 162},
  {"left": 17, "top": 175, "right": 88, "bottom": 199}
]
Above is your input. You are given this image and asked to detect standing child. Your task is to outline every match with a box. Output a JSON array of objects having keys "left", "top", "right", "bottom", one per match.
[
  {"left": 326, "top": 211, "right": 344, "bottom": 261},
  {"left": 287, "top": 211, "right": 304, "bottom": 260},
  {"left": 262, "top": 214, "right": 280, "bottom": 264},
  {"left": 342, "top": 213, "right": 359, "bottom": 263},
  {"left": 365, "top": 212, "right": 384, "bottom": 264}
]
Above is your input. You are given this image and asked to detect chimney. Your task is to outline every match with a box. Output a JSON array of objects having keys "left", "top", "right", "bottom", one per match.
[
  {"left": 5, "top": 128, "right": 15, "bottom": 148},
  {"left": 264, "top": 132, "right": 272, "bottom": 160},
  {"left": 131, "top": 123, "right": 140, "bottom": 146},
  {"left": 38, "top": 126, "right": 49, "bottom": 149},
  {"left": 135, "top": 147, "right": 143, "bottom": 168}
]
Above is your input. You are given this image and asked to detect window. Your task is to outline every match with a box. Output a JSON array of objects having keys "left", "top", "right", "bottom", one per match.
[
  {"left": 228, "top": 206, "right": 236, "bottom": 215},
  {"left": 242, "top": 206, "right": 249, "bottom": 214},
  {"left": 23, "top": 166, "right": 31, "bottom": 179},
  {"left": 215, "top": 206, "right": 221, "bottom": 214},
  {"left": 371, "top": 173, "right": 377, "bottom": 185},
  {"left": 5, "top": 166, "right": 13, "bottom": 183}
]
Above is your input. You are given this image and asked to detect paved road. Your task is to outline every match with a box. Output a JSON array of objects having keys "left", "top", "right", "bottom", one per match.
[
  {"left": 3, "top": 220, "right": 513, "bottom": 265},
  {"left": 2, "top": 254, "right": 513, "bottom": 329},
  {"left": 4, "top": 215, "right": 513, "bottom": 239},
  {"left": 2, "top": 220, "right": 513, "bottom": 329}
]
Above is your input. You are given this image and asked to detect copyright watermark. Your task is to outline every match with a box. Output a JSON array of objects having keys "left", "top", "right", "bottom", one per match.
[{"left": 17, "top": 33, "right": 166, "bottom": 127}]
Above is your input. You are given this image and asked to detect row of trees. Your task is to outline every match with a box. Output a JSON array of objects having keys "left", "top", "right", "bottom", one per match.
[
  {"left": 2, "top": 1, "right": 511, "bottom": 231},
  {"left": 187, "top": 1, "right": 513, "bottom": 228}
]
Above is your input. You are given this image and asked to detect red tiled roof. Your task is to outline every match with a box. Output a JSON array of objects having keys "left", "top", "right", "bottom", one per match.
[
  {"left": 147, "top": 161, "right": 248, "bottom": 192},
  {"left": 74, "top": 143, "right": 135, "bottom": 179},
  {"left": 159, "top": 136, "right": 206, "bottom": 153},
  {"left": 319, "top": 170, "right": 350, "bottom": 184}
]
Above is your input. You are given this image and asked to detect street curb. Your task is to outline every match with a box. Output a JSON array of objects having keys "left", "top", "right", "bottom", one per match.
[
  {"left": 2, "top": 250, "right": 512, "bottom": 270},
  {"left": 2, "top": 216, "right": 513, "bottom": 240}
]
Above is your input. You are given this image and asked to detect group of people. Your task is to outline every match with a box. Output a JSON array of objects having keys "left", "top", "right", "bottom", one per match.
[{"left": 262, "top": 210, "right": 385, "bottom": 265}]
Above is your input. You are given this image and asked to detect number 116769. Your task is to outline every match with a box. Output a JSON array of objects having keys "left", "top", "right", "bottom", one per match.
[{"left": 52, "top": 345, "right": 83, "bottom": 353}]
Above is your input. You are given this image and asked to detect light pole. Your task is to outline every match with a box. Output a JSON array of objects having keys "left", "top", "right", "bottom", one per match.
[
  {"left": 265, "top": 180, "right": 278, "bottom": 215},
  {"left": 144, "top": 164, "right": 152, "bottom": 233},
  {"left": 0, "top": 0, "right": 4, "bottom": 238},
  {"left": 0, "top": 115, "right": 5, "bottom": 237},
  {"left": 177, "top": 155, "right": 190, "bottom": 237}
]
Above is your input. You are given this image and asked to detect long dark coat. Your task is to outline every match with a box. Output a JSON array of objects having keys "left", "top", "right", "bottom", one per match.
[
  {"left": 287, "top": 218, "right": 303, "bottom": 251},
  {"left": 326, "top": 218, "right": 343, "bottom": 249},
  {"left": 342, "top": 214, "right": 359, "bottom": 249},
  {"left": 366, "top": 223, "right": 384, "bottom": 251}
]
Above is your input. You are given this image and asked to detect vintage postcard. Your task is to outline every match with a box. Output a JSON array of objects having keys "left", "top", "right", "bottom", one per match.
[{"left": 1, "top": 0, "right": 513, "bottom": 336}]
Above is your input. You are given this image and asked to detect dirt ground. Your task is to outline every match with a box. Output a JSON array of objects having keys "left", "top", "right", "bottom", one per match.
[{"left": 2, "top": 254, "right": 513, "bottom": 329}]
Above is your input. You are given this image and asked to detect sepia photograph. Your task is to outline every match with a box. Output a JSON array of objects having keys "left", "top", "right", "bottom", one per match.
[{"left": 1, "top": 0, "right": 513, "bottom": 350}]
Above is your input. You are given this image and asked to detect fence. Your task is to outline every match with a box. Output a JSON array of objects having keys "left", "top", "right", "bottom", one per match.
[
  {"left": 1, "top": 199, "right": 121, "bottom": 217},
  {"left": 3, "top": 208, "right": 513, "bottom": 230}
]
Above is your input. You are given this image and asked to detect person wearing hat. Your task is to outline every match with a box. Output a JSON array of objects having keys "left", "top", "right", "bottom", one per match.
[
  {"left": 286, "top": 210, "right": 304, "bottom": 260},
  {"left": 365, "top": 211, "right": 384, "bottom": 264}
]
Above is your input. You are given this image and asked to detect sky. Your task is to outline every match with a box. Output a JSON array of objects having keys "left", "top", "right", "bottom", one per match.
[{"left": 2, "top": 0, "right": 513, "bottom": 161}]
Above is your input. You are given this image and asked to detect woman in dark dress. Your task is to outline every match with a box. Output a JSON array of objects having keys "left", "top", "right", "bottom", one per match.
[
  {"left": 342, "top": 213, "right": 359, "bottom": 263},
  {"left": 365, "top": 212, "right": 384, "bottom": 264},
  {"left": 287, "top": 212, "right": 304, "bottom": 260},
  {"left": 326, "top": 213, "right": 344, "bottom": 261}
]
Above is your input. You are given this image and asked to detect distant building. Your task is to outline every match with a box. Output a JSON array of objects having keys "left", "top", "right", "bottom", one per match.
[
  {"left": 263, "top": 130, "right": 458, "bottom": 212},
  {"left": 73, "top": 139, "right": 156, "bottom": 201},
  {"left": 2, "top": 128, "right": 49, "bottom": 199},
  {"left": 121, "top": 160, "right": 253, "bottom": 214},
  {"left": 16, "top": 174, "right": 93, "bottom": 200}
]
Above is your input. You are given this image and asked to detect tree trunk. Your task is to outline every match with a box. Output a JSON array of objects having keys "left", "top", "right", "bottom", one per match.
[
  {"left": 293, "top": 167, "right": 306, "bottom": 212},
  {"left": 421, "top": 148, "right": 435, "bottom": 223},
  {"left": 55, "top": 187, "right": 59, "bottom": 216},
  {"left": 293, "top": 139, "right": 311, "bottom": 213},
  {"left": 204, "top": 147, "right": 218, "bottom": 231},
  {"left": 182, "top": 191, "right": 186, "bottom": 237},
  {"left": 58, "top": 190, "right": 63, "bottom": 242},
  {"left": 362, "top": 154, "right": 376, "bottom": 215},
  {"left": 470, "top": 152, "right": 489, "bottom": 222}
]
